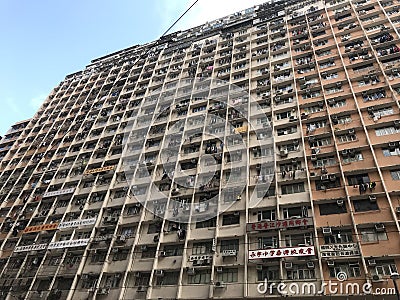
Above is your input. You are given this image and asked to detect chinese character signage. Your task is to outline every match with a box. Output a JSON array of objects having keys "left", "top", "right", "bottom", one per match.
[
  {"left": 43, "top": 187, "right": 75, "bottom": 198},
  {"left": 189, "top": 254, "right": 213, "bottom": 261},
  {"left": 246, "top": 217, "right": 313, "bottom": 232},
  {"left": 84, "top": 165, "right": 115, "bottom": 175},
  {"left": 58, "top": 218, "right": 97, "bottom": 230},
  {"left": 48, "top": 238, "right": 89, "bottom": 249},
  {"left": 320, "top": 243, "right": 359, "bottom": 257},
  {"left": 248, "top": 246, "right": 315, "bottom": 260},
  {"left": 23, "top": 223, "right": 59, "bottom": 234},
  {"left": 14, "top": 243, "right": 48, "bottom": 252}
]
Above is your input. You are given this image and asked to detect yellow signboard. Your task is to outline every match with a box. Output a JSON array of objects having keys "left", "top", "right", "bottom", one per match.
[{"left": 84, "top": 165, "right": 115, "bottom": 175}]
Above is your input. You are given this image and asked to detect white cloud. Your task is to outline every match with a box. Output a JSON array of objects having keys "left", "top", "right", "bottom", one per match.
[
  {"left": 157, "top": 0, "right": 268, "bottom": 33},
  {"left": 30, "top": 94, "right": 47, "bottom": 109}
]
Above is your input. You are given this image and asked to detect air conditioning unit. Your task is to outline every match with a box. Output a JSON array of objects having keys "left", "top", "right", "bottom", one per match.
[
  {"left": 215, "top": 281, "right": 225, "bottom": 288},
  {"left": 137, "top": 285, "right": 146, "bottom": 292},
  {"left": 284, "top": 262, "right": 293, "bottom": 269},
  {"left": 140, "top": 245, "right": 148, "bottom": 252},
  {"left": 348, "top": 129, "right": 355, "bottom": 135},
  {"left": 388, "top": 142, "right": 397, "bottom": 150},
  {"left": 394, "top": 120, "right": 400, "bottom": 129},
  {"left": 280, "top": 149, "right": 288, "bottom": 157},
  {"left": 337, "top": 199, "right": 344, "bottom": 206},
  {"left": 154, "top": 270, "right": 164, "bottom": 277},
  {"left": 372, "top": 274, "right": 383, "bottom": 282},
  {"left": 367, "top": 259, "right": 376, "bottom": 266},
  {"left": 311, "top": 154, "right": 317, "bottom": 161},
  {"left": 396, "top": 207, "right": 400, "bottom": 214},
  {"left": 159, "top": 251, "right": 167, "bottom": 257},
  {"left": 216, "top": 266, "right": 223, "bottom": 273},
  {"left": 82, "top": 274, "right": 89, "bottom": 280},
  {"left": 375, "top": 223, "right": 385, "bottom": 232},
  {"left": 307, "top": 261, "right": 315, "bottom": 269},
  {"left": 320, "top": 174, "right": 329, "bottom": 181},
  {"left": 134, "top": 272, "right": 141, "bottom": 278},
  {"left": 222, "top": 249, "right": 237, "bottom": 257},
  {"left": 327, "top": 260, "right": 335, "bottom": 267},
  {"left": 323, "top": 227, "right": 332, "bottom": 236},
  {"left": 256, "top": 265, "right": 263, "bottom": 271},
  {"left": 98, "top": 288, "right": 109, "bottom": 295},
  {"left": 369, "top": 195, "right": 377, "bottom": 202}
]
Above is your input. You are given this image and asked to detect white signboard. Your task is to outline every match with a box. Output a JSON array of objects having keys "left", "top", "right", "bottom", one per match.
[
  {"left": 14, "top": 243, "right": 48, "bottom": 253},
  {"left": 58, "top": 218, "right": 97, "bottom": 230},
  {"left": 48, "top": 238, "right": 89, "bottom": 249},
  {"left": 320, "top": 243, "right": 359, "bottom": 257},
  {"left": 249, "top": 246, "right": 315, "bottom": 260},
  {"left": 43, "top": 188, "right": 75, "bottom": 198}
]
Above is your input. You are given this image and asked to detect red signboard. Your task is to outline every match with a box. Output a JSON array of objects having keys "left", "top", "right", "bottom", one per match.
[{"left": 246, "top": 217, "right": 312, "bottom": 232}]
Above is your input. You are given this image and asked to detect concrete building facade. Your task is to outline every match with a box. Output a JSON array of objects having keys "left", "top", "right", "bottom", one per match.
[{"left": 0, "top": 0, "right": 400, "bottom": 299}]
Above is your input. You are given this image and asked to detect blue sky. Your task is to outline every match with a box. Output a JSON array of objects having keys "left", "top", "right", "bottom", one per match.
[{"left": 0, "top": 0, "right": 266, "bottom": 136}]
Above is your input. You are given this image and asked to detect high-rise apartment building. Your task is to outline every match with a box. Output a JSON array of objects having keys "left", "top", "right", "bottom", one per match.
[{"left": 1, "top": 0, "right": 400, "bottom": 299}]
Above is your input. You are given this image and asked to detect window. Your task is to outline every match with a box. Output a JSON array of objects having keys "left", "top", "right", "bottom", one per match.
[
  {"left": 112, "top": 249, "right": 129, "bottom": 261},
  {"left": 304, "top": 105, "right": 324, "bottom": 114},
  {"left": 195, "top": 217, "right": 216, "bottom": 229},
  {"left": 192, "top": 241, "right": 213, "bottom": 255},
  {"left": 316, "top": 178, "right": 341, "bottom": 190},
  {"left": 48, "top": 256, "right": 62, "bottom": 266},
  {"left": 373, "top": 107, "right": 394, "bottom": 117},
  {"left": 155, "top": 271, "right": 180, "bottom": 286},
  {"left": 310, "top": 137, "right": 331, "bottom": 147},
  {"left": 376, "top": 127, "right": 400, "bottom": 136},
  {"left": 347, "top": 173, "right": 370, "bottom": 185},
  {"left": 258, "top": 209, "right": 276, "bottom": 221},
  {"left": 319, "top": 202, "right": 347, "bottom": 215},
  {"left": 217, "top": 268, "right": 238, "bottom": 283},
  {"left": 281, "top": 183, "right": 305, "bottom": 195},
  {"left": 141, "top": 246, "right": 157, "bottom": 258},
  {"left": 382, "top": 148, "right": 400, "bottom": 157},
  {"left": 337, "top": 134, "right": 357, "bottom": 143},
  {"left": 104, "top": 274, "right": 122, "bottom": 288},
  {"left": 277, "top": 126, "right": 297, "bottom": 136},
  {"left": 287, "top": 265, "right": 315, "bottom": 280},
  {"left": 258, "top": 266, "right": 280, "bottom": 281},
  {"left": 163, "top": 244, "right": 184, "bottom": 256},
  {"left": 360, "top": 228, "right": 388, "bottom": 242},
  {"left": 330, "top": 263, "right": 361, "bottom": 278},
  {"left": 126, "top": 205, "right": 141, "bottom": 216},
  {"left": 222, "top": 213, "right": 240, "bottom": 226},
  {"left": 329, "top": 99, "right": 347, "bottom": 108},
  {"left": 343, "top": 152, "right": 363, "bottom": 163},
  {"left": 147, "top": 222, "right": 161, "bottom": 234},
  {"left": 283, "top": 206, "right": 308, "bottom": 218},
  {"left": 373, "top": 261, "right": 398, "bottom": 276},
  {"left": 276, "top": 111, "right": 291, "bottom": 120},
  {"left": 188, "top": 269, "right": 211, "bottom": 284},
  {"left": 324, "top": 230, "right": 353, "bottom": 244},
  {"left": 220, "top": 239, "right": 239, "bottom": 251},
  {"left": 390, "top": 170, "right": 400, "bottom": 180},
  {"left": 258, "top": 236, "right": 278, "bottom": 249},
  {"left": 353, "top": 199, "right": 379, "bottom": 212},
  {"left": 134, "top": 273, "right": 150, "bottom": 286},
  {"left": 285, "top": 233, "right": 313, "bottom": 247},
  {"left": 312, "top": 156, "right": 336, "bottom": 168}
]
